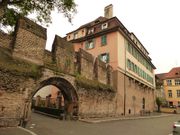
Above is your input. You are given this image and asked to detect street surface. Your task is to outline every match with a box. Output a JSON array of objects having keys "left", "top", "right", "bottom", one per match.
[{"left": 26, "top": 112, "right": 180, "bottom": 135}]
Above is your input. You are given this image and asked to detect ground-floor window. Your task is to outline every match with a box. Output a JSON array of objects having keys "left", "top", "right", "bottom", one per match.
[{"left": 142, "top": 98, "right": 145, "bottom": 109}]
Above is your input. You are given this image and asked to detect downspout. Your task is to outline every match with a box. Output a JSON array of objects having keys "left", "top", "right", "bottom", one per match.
[{"left": 124, "top": 40, "right": 127, "bottom": 116}]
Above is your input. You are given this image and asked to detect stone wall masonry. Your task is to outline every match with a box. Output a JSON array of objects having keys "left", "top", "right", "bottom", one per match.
[
  {"left": 76, "top": 49, "right": 114, "bottom": 86},
  {"left": 0, "top": 31, "right": 13, "bottom": 49},
  {"left": 44, "top": 50, "right": 53, "bottom": 64},
  {"left": 0, "top": 91, "right": 25, "bottom": 127},
  {"left": 0, "top": 70, "right": 36, "bottom": 127},
  {"left": 12, "top": 17, "right": 46, "bottom": 65},
  {"left": 77, "top": 87, "right": 116, "bottom": 118},
  {"left": 96, "top": 59, "right": 107, "bottom": 84},
  {"left": 77, "top": 49, "right": 94, "bottom": 79},
  {"left": 52, "top": 35, "right": 75, "bottom": 75}
]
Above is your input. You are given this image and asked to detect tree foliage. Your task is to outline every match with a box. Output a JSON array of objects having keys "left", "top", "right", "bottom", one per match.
[
  {"left": 0, "top": 0, "right": 77, "bottom": 27},
  {"left": 156, "top": 97, "right": 163, "bottom": 112}
]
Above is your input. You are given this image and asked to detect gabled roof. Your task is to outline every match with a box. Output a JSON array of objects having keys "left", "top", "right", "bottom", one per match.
[
  {"left": 165, "top": 67, "right": 180, "bottom": 79},
  {"left": 156, "top": 73, "right": 167, "bottom": 80},
  {"left": 79, "top": 16, "right": 108, "bottom": 29},
  {"left": 66, "top": 16, "right": 108, "bottom": 35}
]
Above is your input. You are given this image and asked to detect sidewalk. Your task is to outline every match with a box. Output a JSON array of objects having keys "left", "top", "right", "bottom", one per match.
[
  {"left": 0, "top": 127, "right": 37, "bottom": 135},
  {"left": 79, "top": 113, "right": 174, "bottom": 123}
]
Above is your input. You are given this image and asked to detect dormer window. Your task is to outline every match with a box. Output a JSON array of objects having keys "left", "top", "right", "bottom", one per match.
[
  {"left": 88, "top": 28, "right": 94, "bottom": 34},
  {"left": 101, "top": 23, "right": 108, "bottom": 30},
  {"left": 74, "top": 32, "right": 78, "bottom": 39}
]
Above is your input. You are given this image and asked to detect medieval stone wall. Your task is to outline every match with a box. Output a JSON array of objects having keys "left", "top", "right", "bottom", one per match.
[
  {"left": 0, "top": 70, "right": 36, "bottom": 127},
  {"left": 77, "top": 88, "right": 116, "bottom": 118},
  {"left": 0, "top": 17, "right": 117, "bottom": 127},
  {"left": 52, "top": 36, "right": 75, "bottom": 75},
  {"left": 0, "top": 31, "right": 13, "bottom": 49},
  {"left": 77, "top": 49, "right": 94, "bottom": 79},
  {"left": 76, "top": 49, "right": 113, "bottom": 86},
  {"left": 12, "top": 17, "right": 46, "bottom": 65}
]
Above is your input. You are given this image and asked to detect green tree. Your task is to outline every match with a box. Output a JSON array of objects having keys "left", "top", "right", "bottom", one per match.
[
  {"left": 0, "top": 0, "right": 76, "bottom": 27},
  {"left": 156, "top": 97, "right": 162, "bottom": 112}
]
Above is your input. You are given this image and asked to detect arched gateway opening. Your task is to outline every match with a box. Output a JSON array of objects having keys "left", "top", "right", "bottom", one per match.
[{"left": 31, "top": 77, "right": 78, "bottom": 120}]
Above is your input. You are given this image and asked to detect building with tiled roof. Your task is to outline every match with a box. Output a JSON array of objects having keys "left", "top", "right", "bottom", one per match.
[
  {"left": 156, "top": 67, "right": 180, "bottom": 106},
  {"left": 66, "top": 4, "right": 156, "bottom": 115}
]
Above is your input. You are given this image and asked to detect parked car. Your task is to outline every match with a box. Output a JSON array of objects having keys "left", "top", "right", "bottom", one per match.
[{"left": 173, "top": 121, "right": 180, "bottom": 135}]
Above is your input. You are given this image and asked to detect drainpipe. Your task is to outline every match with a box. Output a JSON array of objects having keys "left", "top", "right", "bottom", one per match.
[{"left": 123, "top": 40, "right": 127, "bottom": 116}]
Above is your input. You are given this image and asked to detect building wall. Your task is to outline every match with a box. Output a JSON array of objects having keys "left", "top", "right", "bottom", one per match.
[
  {"left": 74, "top": 32, "right": 118, "bottom": 69},
  {"left": 125, "top": 42, "right": 155, "bottom": 88},
  {"left": 164, "top": 79, "right": 180, "bottom": 106},
  {"left": 116, "top": 71, "right": 155, "bottom": 115},
  {"left": 117, "top": 32, "right": 126, "bottom": 71}
]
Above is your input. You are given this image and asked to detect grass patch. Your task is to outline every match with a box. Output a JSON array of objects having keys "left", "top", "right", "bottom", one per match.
[
  {"left": 75, "top": 75, "right": 114, "bottom": 92},
  {"left": 0, "top": 47, "right": 42, "bottom": 79}
]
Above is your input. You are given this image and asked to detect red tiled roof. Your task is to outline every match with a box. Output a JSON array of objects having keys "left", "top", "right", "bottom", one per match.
[
  {"left": 165, "top": 67, "right": 180, "bottom": 79},
  {"left": 156, "top": 73, "right": 167, "bottom": 80}
]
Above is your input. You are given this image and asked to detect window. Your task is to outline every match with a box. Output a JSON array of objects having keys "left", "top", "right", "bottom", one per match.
[
  {"left": 177, "top": 90, "right": 180, "bottom": 97},
  {"left": 175, "top": 79, "right": 180, "bottom": 85},
  {"left": 127, "top": 59, "right": 131, "bottom": 69},
  {"left": 101, "top": 23, "right": 108, "bottom": 30},
  {"left": 74, "top": 32, "right": 78, "bottom": 39},
  {"left": 99, "top": 53, "right": 109, "bottom": 63},
  {"left": 101, "top": 35, "right": 107, "bottom": 45},
  {"left": 167, "top": 80, "right": 172, "bottom": 86},
  {"left": 88, "top": 28, "right": 94, "bottom": 34},
  {"left": 178, "top": 101, "right": 180, "bottom": 107},
  {"left": 85, "top": 39, "right": 94, "bottom": 49},
  {"left": 168, "top": 90, "right": 172, "bottom": 98}
]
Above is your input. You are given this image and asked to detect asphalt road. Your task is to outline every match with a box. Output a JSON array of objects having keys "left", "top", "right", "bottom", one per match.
[{"left": 26, "top": 112, "right": 180, "bottom": 135}]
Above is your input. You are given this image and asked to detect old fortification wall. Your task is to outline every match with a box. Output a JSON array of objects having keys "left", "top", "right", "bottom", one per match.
[
  {"left": 0, "top": 31, "right": 13, "bottom": 49},
  {"left": 0, "top": 17, "right": 117, "bottom": 127},
  {"left": 12, "top": 17, "right": 47, "bottom": 65},
  {"left": 76, "top": 49, "right": 113, "bottom": 85}
]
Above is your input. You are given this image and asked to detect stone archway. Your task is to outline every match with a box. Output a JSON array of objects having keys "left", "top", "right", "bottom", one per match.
[{"left": 31, "top": 77, "right": 79, "bottom": 120}]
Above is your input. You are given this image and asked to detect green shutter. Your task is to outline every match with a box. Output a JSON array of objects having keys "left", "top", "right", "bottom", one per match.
[
  {"left": 85, "top": 41, "right": 88, "bottom": 49},
  {"left": 101, "top": 35, "right": 107, "bottom": 45}
]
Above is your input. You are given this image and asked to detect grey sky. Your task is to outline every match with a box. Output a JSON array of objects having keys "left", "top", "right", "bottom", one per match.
[{"left": 46, "top": 0, "right": 180, "bottom": 74}]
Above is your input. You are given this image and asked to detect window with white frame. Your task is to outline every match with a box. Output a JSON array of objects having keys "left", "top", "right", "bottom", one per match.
[
  {"left": 74, "top": 32, "right": 78, "bottom": 39},
  {"left": 168, "top": 90, "right": 172, "bottom": 98},
  {"left": 99, "top": 53, "right": 109, "bottom": 63},
  {"left": 167, "top": 79, "right": 172, "bottom": 86},
  {"left": 85, "top": 39, "right": 94, "bottom": 49},
  {"left": 177, "top": 90, "right": 180, "bottom": 97},
  {"left": 175, "top": 79, "right": 180, "bottom": 85},
  {"left": 101, "top": 23, "right": 108, "bottom": 30},
  {"left": 88, "top": 28, "right": 94, "bottom": 34}
]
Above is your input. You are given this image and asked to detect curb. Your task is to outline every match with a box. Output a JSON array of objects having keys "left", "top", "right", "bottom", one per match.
[
  {"left": 79, "top": 114, "right": 174, "bottom": 124},
  {"left": 18, "top": 127, "right": 38, "bottom": 135}
]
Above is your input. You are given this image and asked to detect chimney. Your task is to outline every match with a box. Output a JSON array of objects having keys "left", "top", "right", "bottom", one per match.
[{"left": 104, "top": 4, "right": 113, "bottom": 19}]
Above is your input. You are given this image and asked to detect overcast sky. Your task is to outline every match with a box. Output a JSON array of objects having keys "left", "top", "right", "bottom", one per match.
[{"left": 46, "top": 0, "right": 180, "bottom": 74}]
